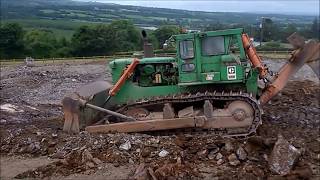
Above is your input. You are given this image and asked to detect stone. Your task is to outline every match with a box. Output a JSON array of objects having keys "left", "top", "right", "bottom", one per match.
[
  {"left": 51, "top": 150, "right": 66, "bottom": 159},
  {"left": 236, "top": 146, "right": 247, "bottom": 161},
  {"left": 208, "top": 150, "right": 219, "bottom": 160},
  {"left": 27, "top": 142, "right": 41, "bottom": 153},
  {"left": 129, "top": 158, "right": 134, "bottom": 164},
  {"left": 36, "top": 132, "right": 42, "bottom": 136},
  {"left": 228, "top": 153, "right": 241, "bottom": 166},
  {"left": 150, "top": 137, "right": 160, "bottom": 144},
  {"left": 178, "top": 106, "right": 194, "bottom": 118},
  {"left": 269, "top": 134, "right": 301, "bottom": 175},
  {"left": 141, "top": 148, "right": 151, "bottom": 157},
  {"left": 119, "top": 140, "right": 131, "bottom": 151},
  {"left": 197, "top": 149, "right": 208, "bottom": 159},
  {"left": 224, "top": 140, "right": 234, "bottom": 152},
  {"left": 86, "top": 162, "right": 95, "bottom": 169},
  {"left": 82, "top": 149, "right": 93, "bottom": 162},
  {"left": 215, "top": 153, "right": 223, "bottom": 160},
  {"left": 217, "top": 159, "right": 224, "bottom": 165},
  {"left": 92, "top": 158, "right": 102, "bottom": 165},
  {"left": 48, "top": 141, "right": 57, "bottom": 147},
  {"left": 159, "top": 149, "right": 169, "bottom": 157}
]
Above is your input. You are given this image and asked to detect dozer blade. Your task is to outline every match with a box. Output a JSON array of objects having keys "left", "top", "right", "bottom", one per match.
[{"left": 62, "top": 81, "right": 112, "bottom": 133}]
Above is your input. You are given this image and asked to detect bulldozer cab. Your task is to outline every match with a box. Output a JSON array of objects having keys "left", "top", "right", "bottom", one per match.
[{"left": 174, "top": 28, "right": 248, "bottom": 85}]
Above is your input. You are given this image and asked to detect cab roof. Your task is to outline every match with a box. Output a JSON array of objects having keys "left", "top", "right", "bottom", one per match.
[{"left": 173, "top": 28, "right": 244, "bottom": 40}]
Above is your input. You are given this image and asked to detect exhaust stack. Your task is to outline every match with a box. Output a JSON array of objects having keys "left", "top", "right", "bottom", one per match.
[{"left": 141, "top": 30, "right": 154, "bottom": 58}]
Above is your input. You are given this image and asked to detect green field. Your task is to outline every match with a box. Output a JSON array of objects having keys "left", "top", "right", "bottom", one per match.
[{"left": 3, "top": 19, "right": 104, "bottom": 39}]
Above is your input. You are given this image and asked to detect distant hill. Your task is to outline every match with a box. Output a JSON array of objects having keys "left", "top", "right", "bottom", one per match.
[{"left": 1, "top": 0, "right": 317, "bottom": 38}]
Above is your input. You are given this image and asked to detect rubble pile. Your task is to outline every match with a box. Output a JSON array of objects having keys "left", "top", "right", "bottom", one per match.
[
  {"left": 2, "top": 128, "right": 315, "bottom": 179},
  {"left": 1, "top": 62, "right": 319, "bottom": 179}
]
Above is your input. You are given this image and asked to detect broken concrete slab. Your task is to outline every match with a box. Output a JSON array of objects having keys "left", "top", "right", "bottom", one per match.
[{"left": 269, "top": 134, "right": 301, "bottom": 176}]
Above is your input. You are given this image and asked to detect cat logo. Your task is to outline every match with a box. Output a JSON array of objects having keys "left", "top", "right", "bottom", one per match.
[{"left": 227, "top": 66, "right": 236, "bottom": 80}]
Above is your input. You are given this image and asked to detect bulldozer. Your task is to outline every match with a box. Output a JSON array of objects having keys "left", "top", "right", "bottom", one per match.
[{"left": 62, "top": 28, "right": 319, "bottom": 137}]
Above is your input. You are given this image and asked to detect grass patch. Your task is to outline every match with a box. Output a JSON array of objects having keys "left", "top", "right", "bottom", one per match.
[{"left": 3, "top": 18, "right": 105, "bottom": 38}]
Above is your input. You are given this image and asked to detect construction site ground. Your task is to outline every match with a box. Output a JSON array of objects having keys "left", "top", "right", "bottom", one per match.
[{"left": 0, "top": 59, "right": 319, "bottom": 179}]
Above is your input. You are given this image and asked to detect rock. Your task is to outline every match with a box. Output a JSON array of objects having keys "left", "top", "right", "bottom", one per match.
[
  {"left": 215, "top": 153, "right": 223, "bottom": 160},
  {"left": 26, "top": 142, "right": 41, "bottom": 153},
  {"left": 228, "top": 154, "right": 241, "bottom": 166},
  {"left": 263, "top": 154, "right": 268, "bottom": 161},
  {"left": 119, "top": 140, "right": 131, "bottom": 151},
  {"left": 197, "top": 149, "right": 208, "bottom": 159},
  {"left": 51, "top": 150, "right": 66, "bottom": 159},
  {"left": 208, "top": 150, "right": 218, "bottom": 160},
  {"left": 86, "top": 162, "right": 95, "bottom": 169},
  {"left": 36, "top": 131, "right": 42, "bottom": 136},
  {"left": 48, "top": 141, "right": 57, "bottom": 147},
  {"left": 82, "top": 149, "right": 93, "bottom": 162},
  {"left": 92, "top": 158, "right": 102, "bottom": 165},
  {"left": 217, "top": 159, "right": 224, "bottom": 165},
  {"left": 224, "top": 140, "right": 234, "bottom": 152},
  {"left": 150, "top": 137, "right": 160, "bottom": 144},
  {"left": 236, "top": 147, "right": 247, "bottom": 161},
  {"left": 141, "top": 148, "right": 151, "bottom": 157},
  {"left": 129, "top": 158, "right": 134, "bottom": 164},
  {"left": 208, "top": 144, "right": 219, "bottom": 153},
  {"left": 269, "top": 134, "right": 301, "bottom": 175},
  {"left": 159, "top": 149, "right": 169, "bottom": 157}
]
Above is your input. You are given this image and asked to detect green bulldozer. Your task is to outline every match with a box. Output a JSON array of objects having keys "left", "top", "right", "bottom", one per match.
[{"left": 62, "top": 28, "right": 319, "bottom": 137}]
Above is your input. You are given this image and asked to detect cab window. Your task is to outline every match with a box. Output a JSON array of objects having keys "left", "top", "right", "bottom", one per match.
[
  {"left": 202, "top": 36, "right": 225, "bottom": 56},
  {"left": 179, "top": 40, "right": 194, "bottom": 59}
]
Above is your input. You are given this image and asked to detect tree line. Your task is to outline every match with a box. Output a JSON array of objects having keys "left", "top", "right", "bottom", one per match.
[{"left": 0, "top": 18, "right": 318, "bottom": 59}]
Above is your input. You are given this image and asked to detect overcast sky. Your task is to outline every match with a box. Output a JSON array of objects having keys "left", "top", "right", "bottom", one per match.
[{"left": 75, "top": 0, "right": 319, "bottom": 15}]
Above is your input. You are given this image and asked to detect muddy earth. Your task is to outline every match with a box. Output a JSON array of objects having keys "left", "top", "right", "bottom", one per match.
[{"left": 0, "top": 60, "right": 319, "bottom": 179}]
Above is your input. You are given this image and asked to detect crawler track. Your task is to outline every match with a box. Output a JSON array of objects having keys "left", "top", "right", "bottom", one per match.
[{"left": 115, "top": 91, "right": 262, "bottom": 137}]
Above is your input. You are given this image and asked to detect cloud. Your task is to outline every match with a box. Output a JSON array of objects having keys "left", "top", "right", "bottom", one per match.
[{"left": 78, "top": 0, "right": 319, "bottom": 15}]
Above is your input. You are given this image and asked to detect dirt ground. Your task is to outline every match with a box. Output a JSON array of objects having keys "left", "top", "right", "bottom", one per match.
[{"left": 0, "top": 59, "right": 319, "bottom": 179}]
